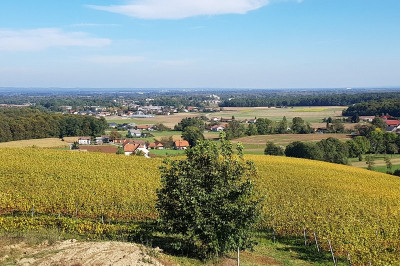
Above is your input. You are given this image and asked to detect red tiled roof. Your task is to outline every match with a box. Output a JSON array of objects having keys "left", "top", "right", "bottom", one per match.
[
  {"left": 124, "top": 144, "right": 139, "bottom": 152},
  {"left": 149, "top": 142, "right": 164, "bottom": 148},
  {"left": 174, "top": 140, "right": 190, "bottom": 147},
  {"left": 386, "top": 120, "right": 400, "bottom": 126},
  {"left": 79, "top": 137, "right": 91, "bottom": 140},
  {"left": 137, "top": 125, "right": 151, "bottom": 129}
]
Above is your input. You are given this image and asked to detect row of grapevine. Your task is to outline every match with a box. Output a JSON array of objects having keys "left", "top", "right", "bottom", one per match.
[{"left": 1, "top": 148, "right": 400, "bottom": 264}]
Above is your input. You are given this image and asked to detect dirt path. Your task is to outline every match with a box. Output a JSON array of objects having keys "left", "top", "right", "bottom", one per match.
[{"left": 1, "top": 239, "right": 163, "bottom": 266}]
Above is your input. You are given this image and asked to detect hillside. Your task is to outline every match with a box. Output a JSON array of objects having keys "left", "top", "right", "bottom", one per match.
[{"left": 1, "top": 148, "right": 400, "bottom": 264}]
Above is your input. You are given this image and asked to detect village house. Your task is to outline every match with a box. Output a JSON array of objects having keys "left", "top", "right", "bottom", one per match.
[
  {"left": 385, "top": 120, "right": 400, "bottom": 127},
  {"left": 211, "top": 125, "right": 225, "bottom": 132},
  {"left": 78, "top": 137, "right": 91, "bottom": 145},
  {"left": 148, "top": 142, "right": 164, "bottom": 150},
  {"left": 108, "top": 123, "right": 118, "bottom": 128},
  {"left": 128, "top": 129, "right": 142, "bottom": 138},
  {"left": 136, "top": 125, "right": 153, "bottom": 131},
  {"left": 123, "top": 141, "right": 149, "bottom": 157},
  {"left": 174, "top": 140, "right": 190, "bottom": 150},
  {"left": 359, "top": 116, "right": 375, "bottom": 122}
]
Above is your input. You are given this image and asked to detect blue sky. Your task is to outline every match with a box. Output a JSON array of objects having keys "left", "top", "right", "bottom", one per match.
[{"left": 0, "top": 0, "right": 399, "bottom": 88}]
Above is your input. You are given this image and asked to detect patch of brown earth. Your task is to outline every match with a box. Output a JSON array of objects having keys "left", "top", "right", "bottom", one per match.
[{"left": 1, "top": 239, "right": 162, "bottom": 266}]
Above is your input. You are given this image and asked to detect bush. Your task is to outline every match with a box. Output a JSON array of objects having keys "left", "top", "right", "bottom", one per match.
[
  {"left": 393, "top": 169, "right": 400, "bottom": 177},
  {"left": 264, "top": 142, "right": 284, "bottom": 156}
]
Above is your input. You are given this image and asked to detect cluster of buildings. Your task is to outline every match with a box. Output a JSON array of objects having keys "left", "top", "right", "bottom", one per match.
[
  {"left": 76, "top": 136, "right": 190, "bottom": 158},
  {"left": 360, "top": 115, "right": 400, "bottom": 133}
]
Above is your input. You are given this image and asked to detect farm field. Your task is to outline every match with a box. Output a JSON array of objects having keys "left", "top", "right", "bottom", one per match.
[
  {"left": 219, "top": 106, "right": 346, "bottom": 124},
  {"left": 106, "top": 112, "right": 202, "bottom": 128},
  {"left": 0, "top": 138, "right": 69, "bottom": 149},
  {"left": 1, "top": 148, "right": 399, "bottom": 264},
  {"left": 349, "top": 154, "right": 400, "bottom": 172},
  {"left": 233, "top": 134, "right": 351, "bottom": 154}
]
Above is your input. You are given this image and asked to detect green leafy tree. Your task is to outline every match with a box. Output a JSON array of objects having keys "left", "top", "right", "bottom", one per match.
[
  {"left": 276, "top": 116, "right": 288, "bottom": 134},
  {"left": 182, "top": 126, "right": 204, "bottom": 147},
  {"left": 330, "top": 119, "right": 345, "bottom": 133},
  {"left": 71, "top": 141, "right": 80, "bottom": 150},
  {"left": 256, "top": 118, "right": 274, "bottom": 135},
  {"left": 371, "top": 116, "right": 386, "bottom": 130},
  {"left": 351, "top": 114, "right": 360, "bottom": 123},
  {"left": 366, "top": 155, "right": 375, "bottom": 170},
  {"left": 285, "top": 141, "right": 322, "bottom": 160},
  {"left": 116, "top": 146, "right": 124, "bottom": 155},
  {"left": 291, "top": 117, "right": 312, "bottom": 134},
  {"left": 225, "top": 120, "right": 246, "bottom": 140},
  {"left": 264, "top": 142, "right": 284, "bottom": 156},
  {"left": 159, "top": 136, "right": 174, "bottom": 149},
  {"left": 367, "top": 129, "right": 385, "bottom": 154},
  {"left": 317, "top": 137, "right": 349, "bottom": 165},
  {"left": 175, "top": 117, "right": 205, "bottom": 131},
  {"left": 246, "top": 123, "right": 258, "bottom": 136},
  {"left": 156, "top": 134, "right": 260, "bottom": 259},
  {"left": 384, "top": 157, "right": 393, "bottom": 174}
]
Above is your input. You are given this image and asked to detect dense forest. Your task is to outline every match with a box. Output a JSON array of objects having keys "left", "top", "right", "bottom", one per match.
[
  {"left": 342, "top": 99, "right": 400, "bottom": 117},
  {"left": 220, "top": 92, "right": 400, "bottom": 107},
  {"left": 0, "top": 108, "right": 108, "bottom": 142}
]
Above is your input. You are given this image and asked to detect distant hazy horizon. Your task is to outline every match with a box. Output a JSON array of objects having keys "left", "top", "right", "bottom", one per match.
[{"left": 1, "top": 0, "right": 399, "bottom": 88}]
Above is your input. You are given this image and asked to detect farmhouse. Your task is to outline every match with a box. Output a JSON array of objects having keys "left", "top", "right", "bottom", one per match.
[
  {"left": 78, "top": 137, "right": 91, "bottom": 145},
  {"left": 385, "top": 120, "right": 400, "bottom": 127},
  {"left": 148, "top": 142, "right": 164, "bottom": 150},
  {"left": 123, "top": 144, "right": 140, "bottom": 156},
  {"left": 108, "top": 123, "right": 118, "bottom": 128},
  {"left": 136, "top": 125, "right": 153, "bottom": 131},
  {"left": 123, "top": 142, "right": 150, "bottom": 157},
  {"left": 211, "top": 125, "right": 225, "bottom": 132},
  {"left": 128, "top": 129, "right": 142, "bottom": 138},
  {"left": 174, "top": 140, "right": 190, "bottom": 150}
]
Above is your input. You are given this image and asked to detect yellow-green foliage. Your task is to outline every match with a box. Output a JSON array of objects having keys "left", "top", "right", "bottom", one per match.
[
  {"left": 0, "top": 148, "right": 161, "bottom": 220},
  {"left": 1, "top": 149, "right": 400, "bottom": 264}
]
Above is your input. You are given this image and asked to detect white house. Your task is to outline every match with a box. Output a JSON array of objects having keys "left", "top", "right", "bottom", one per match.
[
  {"left": 78, "top": 137, "right": 91, "bottom": 145},
  {"left": 128, "top": 129, "right": 142, "bottom": 138},
  {"left": 211, "top": 125, "right": 225, "bottom": 132}
]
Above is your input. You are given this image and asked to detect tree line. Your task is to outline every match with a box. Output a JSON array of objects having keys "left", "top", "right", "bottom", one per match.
[
  {"left": 0, "top": 108, "right": 108, "bottom": 142},
  {"left": 265, "top": 129, "right": 400, "bottom": 171},
  {"left": 342, "top": 99, "right": 400, "bottom": 117},
  {"left": 220, "top": 92, "right": 400, "bottom": 107}
]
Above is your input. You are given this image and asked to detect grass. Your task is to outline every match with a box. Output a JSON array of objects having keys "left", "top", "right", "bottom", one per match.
[
  {"left": 291, "top": 108, "right": 329, "bottom": 112},
  {"left": 219, "top": 106, "right": 346, "bottom": 124},
  {"left": 370, "top": 164, "right": 400, "bottom": 173},
  {"left": 149, "top": 149, "right": 186, "bottom": 157},
  {"left": 233, "top": 134, "right": 351, "bottom": 154},
  {"left": 0, "top": 138, "right": 69, "bottom": 149}
]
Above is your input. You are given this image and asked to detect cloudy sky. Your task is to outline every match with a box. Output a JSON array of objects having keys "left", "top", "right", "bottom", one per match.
[{"left": 0, "top": 0, "right": 399, "bottom": 88}]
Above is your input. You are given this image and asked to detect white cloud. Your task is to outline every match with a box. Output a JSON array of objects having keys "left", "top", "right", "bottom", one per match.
[
  {"left": 85, "top": 55, "right": 145, "bottom": 64},
  {"left": 0, "top": 28, "right": 111, "bottom": 51},
  {"left": 88, "top": 0, "right": 270, "bottom": 19}
]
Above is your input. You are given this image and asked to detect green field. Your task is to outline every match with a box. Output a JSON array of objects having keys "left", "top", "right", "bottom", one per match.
[
  {"left": 219, "top": 106, "right": 346, "bottom": 123},
  {"left": 149, "top": 149, "right": 186, "bottom": 157}
]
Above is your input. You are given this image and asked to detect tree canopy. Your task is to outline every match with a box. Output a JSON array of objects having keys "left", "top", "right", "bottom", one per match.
[{"left": 156, "top": 135, "right": 260, "bottom": 259}]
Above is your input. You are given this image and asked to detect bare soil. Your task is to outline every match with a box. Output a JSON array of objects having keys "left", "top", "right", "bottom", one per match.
[{"left": 1, "top": 239, "right": 163, "bottom": 266}]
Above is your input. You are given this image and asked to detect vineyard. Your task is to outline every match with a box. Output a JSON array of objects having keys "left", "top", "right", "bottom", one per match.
[{"left": 1, "top": 148, "right": 400, "bottom": 264}]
